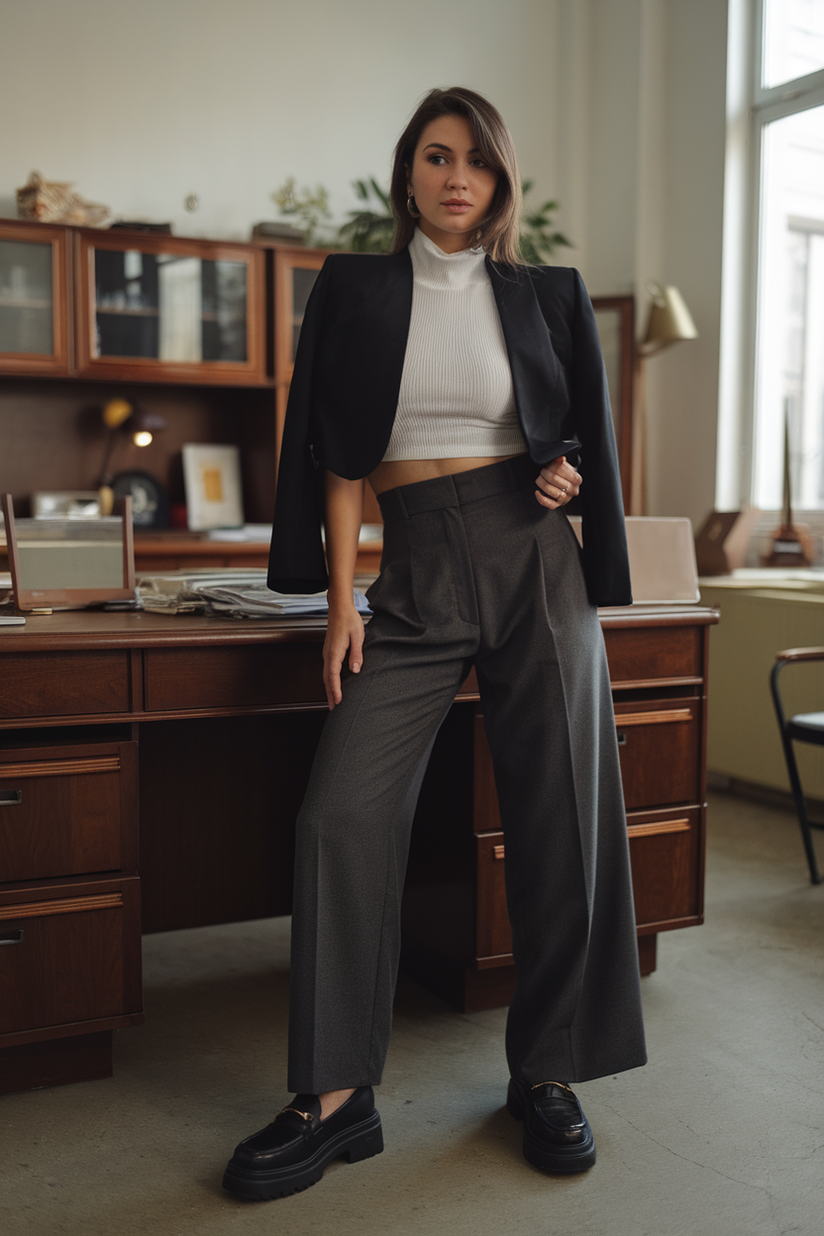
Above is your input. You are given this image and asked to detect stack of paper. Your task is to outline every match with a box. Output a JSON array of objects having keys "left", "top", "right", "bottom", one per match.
[
  {"left": 197, "top": 584, "right": 371, "bottom": 619},
  {"left": 135, "top": 569, "right": 370, "bottom": 619}
]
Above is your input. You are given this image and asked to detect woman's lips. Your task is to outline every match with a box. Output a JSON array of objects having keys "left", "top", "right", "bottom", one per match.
[{"left": 442, "top": 201, "right": 471, "bottom": 214}]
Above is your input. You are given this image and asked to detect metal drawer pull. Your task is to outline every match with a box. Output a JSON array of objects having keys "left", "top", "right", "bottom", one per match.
[
  {"left": 0, "top": 929, "right": 24, "bottom": 945},
  {"left": 0, "top": 790, "right": 22, "bottom": 806}
]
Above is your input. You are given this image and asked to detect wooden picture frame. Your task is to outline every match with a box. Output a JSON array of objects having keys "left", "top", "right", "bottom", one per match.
[
  {"left": 181, "top": 443, "right": 244, "bottom": 530},
  {"left": 591, "top": 295, "right": 635, "bottom": 512},
  {"left": 2, "top": 494, "right": 135, "bottom": 611}
]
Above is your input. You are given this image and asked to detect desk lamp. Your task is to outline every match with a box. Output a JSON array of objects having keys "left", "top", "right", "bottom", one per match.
[
  {"left": 639, "top": 284, "right": 698, "bottom": 355},
  {"left": 98, "top": 399, "right": 166, "bottom": 515}
]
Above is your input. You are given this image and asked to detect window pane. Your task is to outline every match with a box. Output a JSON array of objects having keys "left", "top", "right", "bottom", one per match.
[
  {"left": 763, "top": 0, "right": 824, "bottom": 89},
  {"left": 754, "top": 104, "right": 824, "bottom": 510}
]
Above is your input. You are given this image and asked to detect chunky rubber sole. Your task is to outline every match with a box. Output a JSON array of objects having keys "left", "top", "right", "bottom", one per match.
[
  {"left": 222, "top": 1110, "right": 384, "bottom": 1200},
  {"left": 507, "top": 1081, "right": 596, "bottom": 1174}
]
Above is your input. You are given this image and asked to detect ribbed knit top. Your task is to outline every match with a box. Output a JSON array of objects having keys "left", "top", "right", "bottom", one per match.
[{"left": 382, "top": 227, "right": 525, "bottom": 461}]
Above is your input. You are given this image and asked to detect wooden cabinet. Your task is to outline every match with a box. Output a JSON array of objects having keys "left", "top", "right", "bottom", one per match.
[
  {"left": 0, "top": 220, "right": 268, "bottom": 385},
  {"left": 0, "top": 219, "right": 71, "bottom": 376},
  {"left": 75, "top": 230, "right": 267, "bottom": 386},
  {"left": 0, "top": 738, "right": 142, "bottom": 1093}
]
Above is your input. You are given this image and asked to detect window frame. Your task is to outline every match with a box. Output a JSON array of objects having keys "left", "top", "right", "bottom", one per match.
[{"left": 718, "top": 0, "right": 824, "bottom": 512}]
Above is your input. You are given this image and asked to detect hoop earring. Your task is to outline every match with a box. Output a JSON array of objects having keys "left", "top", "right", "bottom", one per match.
[{"left": 406, "top": 194, "right": 421, "bottom": 219}]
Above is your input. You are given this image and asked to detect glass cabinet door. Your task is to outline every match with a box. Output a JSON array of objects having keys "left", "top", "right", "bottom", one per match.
[
  {"left": 0, "top": 222, "right": 69, "bottom": 375},
  {"left": 75, "top": 233, "right": 266, "bottom": 385},
  {"left": 272, "top": 247, "right": 328, "bottom": 469}
]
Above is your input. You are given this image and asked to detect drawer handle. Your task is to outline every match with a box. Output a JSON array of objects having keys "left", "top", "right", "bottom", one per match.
[
  {"left": 613, "top": 709, "right": 692, "bottom": 727},
  {"left": 0, "top": 790, "right": 22, "bottom": 806},
  {"left": 0, "top": 893, "right": 122, "bottom": 922},
  {"left": 0, "top": 929, "right": 24, "bottom": 945},
  {"left": 493, "top": 844, "right": 505, "bottom": 861},
  {"left": 0, "top": 756, "right": 120, "bottom": 780},
  {"left": 627, "top": 818, "right": 690, "bottom": 838}
]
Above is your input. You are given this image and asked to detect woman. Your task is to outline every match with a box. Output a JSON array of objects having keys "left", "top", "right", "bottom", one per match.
[{"left": 223, "top": 87, "right": 646, "bottom": 1200}]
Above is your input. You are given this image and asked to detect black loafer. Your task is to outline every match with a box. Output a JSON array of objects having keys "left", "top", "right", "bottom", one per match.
[
  {"left": 222, "top": 1086, "right": 383, "bottom": 1200},
  {"left": 507, "top": 1079, "right": 596, "bottom": 1173}
]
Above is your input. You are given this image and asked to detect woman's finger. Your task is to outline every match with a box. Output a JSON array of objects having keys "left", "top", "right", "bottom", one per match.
[
  {"left": 535, "top": 457, "right": 582, "bottom": 508},
  {"left": 323, "top": 639, "right": 346, "bottom": 709},
  {"left": 348, "top": 624, "right": 364, "bottom": 674}
]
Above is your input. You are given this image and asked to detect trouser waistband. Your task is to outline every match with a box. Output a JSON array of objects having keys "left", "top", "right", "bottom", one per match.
[{"left": 377, "top": 454, "right": 536, "bottom": 523}]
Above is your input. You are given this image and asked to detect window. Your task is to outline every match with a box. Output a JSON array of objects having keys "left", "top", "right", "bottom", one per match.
[{"left": 750, "top": 1, "right": 824, "bottom": 511}]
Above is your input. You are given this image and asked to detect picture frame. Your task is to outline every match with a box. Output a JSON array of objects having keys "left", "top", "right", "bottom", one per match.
[
  {"left": 2, "top": 493, "right": 135, "bottom": 611},
  {"left": 182, "top": 443, "right": 244, "bottom": 531}
]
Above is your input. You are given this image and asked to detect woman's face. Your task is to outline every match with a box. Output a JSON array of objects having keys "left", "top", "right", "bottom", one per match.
[{"left": 407, "top": 114, "right": 499, "bottom": 253}]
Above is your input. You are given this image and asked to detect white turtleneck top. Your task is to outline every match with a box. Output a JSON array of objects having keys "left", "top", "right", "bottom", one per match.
[{"left": 382, "top": 227, "right": 526, "bottom": 461}]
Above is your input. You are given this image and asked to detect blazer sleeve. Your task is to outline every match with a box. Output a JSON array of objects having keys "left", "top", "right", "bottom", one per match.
[
  {"left": 570, "top": 269, "right": 633, "bottom": 607},
  {"left": 267, "top": 260, "right": 332, "bottom": 595}
]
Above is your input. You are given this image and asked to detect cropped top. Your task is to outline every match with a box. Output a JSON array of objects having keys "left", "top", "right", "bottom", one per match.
[{"left": 382, "top": 227, "right": 527, "bottom": 460}]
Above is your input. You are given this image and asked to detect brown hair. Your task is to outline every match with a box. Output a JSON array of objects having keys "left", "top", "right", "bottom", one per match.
[{"left": 390, "top": 87, "right": 523, "bottom": 266}]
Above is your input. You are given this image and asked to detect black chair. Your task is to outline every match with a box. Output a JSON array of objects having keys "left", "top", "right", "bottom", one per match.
[{"left": 770, "top": 647, "right": 824, "bottom": 884}]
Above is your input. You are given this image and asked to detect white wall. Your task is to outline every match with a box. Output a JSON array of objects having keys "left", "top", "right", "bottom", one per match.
[
  {"left": 553, "top": 0, "right": 728, "bottom": 526},
  {"left": 0, "top": 0, "right": 729, "bottom": 528},
  {"left": 0, "top": 0, "right": 561, "bottom": 238}
]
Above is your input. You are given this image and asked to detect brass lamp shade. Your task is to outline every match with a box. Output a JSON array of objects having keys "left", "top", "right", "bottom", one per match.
[{"left": 641, "top": 284, "right": 698, "bottom": 355}]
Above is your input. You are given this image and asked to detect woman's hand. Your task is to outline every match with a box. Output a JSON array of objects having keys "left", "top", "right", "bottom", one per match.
[
  {"left": 535, "top": 455, "right": 582, "bottom": 509},
  {"left": 323, "top": 598, "right": 364, "bottom": 710},
  {"left": 323, "top": 469, "right": 367, "bottom": 710}
]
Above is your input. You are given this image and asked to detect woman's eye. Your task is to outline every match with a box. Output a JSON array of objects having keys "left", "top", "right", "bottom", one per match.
[{"left": 428, "top": 154, "right": 446, "bottom": 165}]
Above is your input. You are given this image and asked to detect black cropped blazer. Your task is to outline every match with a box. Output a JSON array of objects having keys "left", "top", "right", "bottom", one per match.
[{"left": 267, "top": 247, "right": 632, "bottom": 607}]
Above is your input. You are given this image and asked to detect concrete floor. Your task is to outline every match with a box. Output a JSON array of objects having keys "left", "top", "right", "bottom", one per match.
[{"left": 2, "top": 791, "right": 823, "bottom": 1236}]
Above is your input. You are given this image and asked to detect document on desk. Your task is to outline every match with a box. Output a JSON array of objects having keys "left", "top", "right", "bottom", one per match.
[{"left": 135, "top": 569, "right": 370, "bottom": 618}]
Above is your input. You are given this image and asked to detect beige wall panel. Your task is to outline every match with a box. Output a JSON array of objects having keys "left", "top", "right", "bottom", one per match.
[{"left": 701, "top": 585, "right": 824, "bottom": 798}]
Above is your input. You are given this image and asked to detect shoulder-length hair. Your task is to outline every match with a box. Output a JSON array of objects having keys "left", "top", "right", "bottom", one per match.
[{"left": 390, "top": 87, "right": 523, "bottom": 267}]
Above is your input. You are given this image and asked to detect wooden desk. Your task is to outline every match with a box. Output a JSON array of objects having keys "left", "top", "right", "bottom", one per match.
[{"left": 0, "top": 605, "right": 717, "bottom": 1095}]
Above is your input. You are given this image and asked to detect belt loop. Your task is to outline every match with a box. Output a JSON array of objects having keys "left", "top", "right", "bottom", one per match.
[{"left": 377, "top": 488, "right": 409, "bottom": 523}]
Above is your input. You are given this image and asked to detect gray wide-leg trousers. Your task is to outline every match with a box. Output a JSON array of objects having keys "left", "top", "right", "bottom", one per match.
[{"left": 288, "top": 455, "right": 647, "bottom": 1093}]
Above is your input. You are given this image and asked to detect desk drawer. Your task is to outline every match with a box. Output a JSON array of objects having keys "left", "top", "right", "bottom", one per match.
[
  {"left": 0, "top": 743, "right": 137, "bottom": 882},
  {"left": 604, "top": 625, "right": 703, "bottom": 686},
  {"left": 0, "top": 878, "right": 142, "bottom": 1037},
  {"left": 628, "top": 806, "right": 702, "bottom": 927},
  {"left": 615, "top": 700, "right": 700, "bottom": 810},
  {"left": 144, "top": 645, "right": 325, "bottom": 712},
  {"left": 0, "top": 652, "right": 131, "bottom": 718},
  {"left": 475, "top": 806, "right": 703, "bottom": 955}
]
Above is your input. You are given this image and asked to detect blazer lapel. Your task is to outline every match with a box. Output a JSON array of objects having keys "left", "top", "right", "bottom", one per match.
[{"left": 486, "top": 260, "right": 573, "bottom": 461}]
